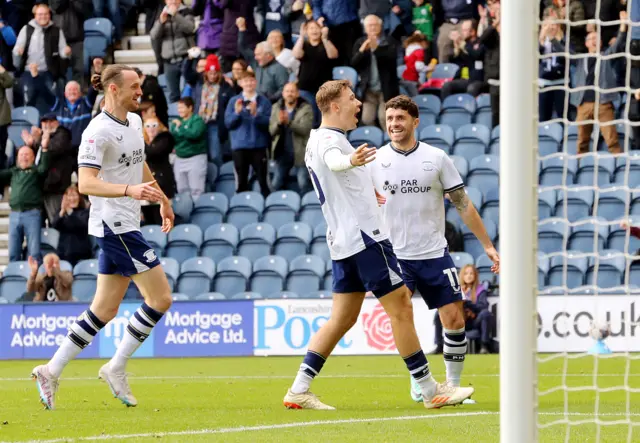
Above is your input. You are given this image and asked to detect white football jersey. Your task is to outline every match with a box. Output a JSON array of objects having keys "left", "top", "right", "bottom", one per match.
[
  {"left": 369, "top": 142, "right": 464, "bottom": 260},
  {"left": 305, "top": 127, "right": 388, "bottom": 260},
  {"left": 78, "top": 111, "right": 146, "bottom": 237}
]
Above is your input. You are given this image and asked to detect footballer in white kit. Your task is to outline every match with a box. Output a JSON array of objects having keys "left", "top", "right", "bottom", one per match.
[{"left": 370, "top": 96, "right": 500, "bottom": 402}]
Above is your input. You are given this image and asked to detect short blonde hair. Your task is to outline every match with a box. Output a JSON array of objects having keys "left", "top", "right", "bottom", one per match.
[{"left": 316, "top": 80, "right": 351, "bottom": 114}]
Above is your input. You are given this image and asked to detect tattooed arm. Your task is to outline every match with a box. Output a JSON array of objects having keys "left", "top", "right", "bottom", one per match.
[{"left": 449, "top": 188, "right": 500, "bottom": 272}]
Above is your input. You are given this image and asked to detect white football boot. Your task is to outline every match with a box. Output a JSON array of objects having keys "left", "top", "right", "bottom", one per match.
[
  {"left": 283, "top": 389, "right": 336, "bottom": 410},
  {"left": 32, "top": 365, "right": 59, "bottom": 410},
  {"left": 423, "top": 382, "right": 475, "bottom": 409},
  {"left": 98, "top": 363, "right": 138, "bottom": 407}
]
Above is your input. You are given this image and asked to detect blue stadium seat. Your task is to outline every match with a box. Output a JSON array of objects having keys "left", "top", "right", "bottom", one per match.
[
  {"left": 613, "top": 152, "right": 640, "bottom": 187},
  {"left": 453, "top": 124, "right": 490, "bottom": 164},
  {"left": 264, "top": 291, "right": 299, "bottom": 299},
  {"left": 450, "top": 155, "right": 468, "bottom": 181},
  {"left": 332, "top": 66, "right": 358, "bottom": 88},
  {"left": 474, "top": 94, "right": 492, "bottom": 128},
  {"left": 172, "top": 192, "right": 194, "bottom": 225},
  {"left": 263, "top": 191, "right": 301, "bottom": 230},
  {"left": 83, "top": 33, "right": 109, "bottom": 74},
  {"left": 310, "top": 222, "right": 330, "bottom": 262},
  {"left": 538, "top": 123, "right": 563, "bottom": 156},
  {"left": 476, "top": 253, "right": 496, "bottom": 283},
  {"left": 214, "top": 161, "right": 236, "bottom": 198},
  {"left": 462, "top": 219, "right": 497, "bottom": 259},
  {"left": 594, "top": 186, "right": 628, "bottom": 221},
  {"left": 537, "top": 252, "right": 549, "bottom": 288},
  {"left": 286, "top": 255, "right": 324, "bottom": 294},
  {"left": 440, "top": 94, "right": 476, "bottom": 132},
  {"left": 160, "top": 257, "right": 180, "bottom": 292},
  {"left": 467, "top": 155, "right": 499, "bottom": 191},
  {"left": 201, "top": 223, "right": 239, "bottom": 263},
  {"left": 177, "top": 257, "right": 216, "bottom": 298},
  {"left": 1, "top": 260, "right": 31, "bottom": 299},
  {"left": 213, "top": 256, "right": 252, "bottom": 297},
  {"left": 539, "top": 156, "right": 577, "bottom": 186},
  {"left": 165, "top": 224, "right": 203, "bottom": 264},
  {"left": 465, "top": 186, "right": 483, "bottom": 211},
  {"left": 274, "top": 222, "right": 312, "bottom": 262},
  {"left": 451, "top": 252, "right": 474, "bottom": 269},
  {"left": 576, "top": 154, "right": 615, "bottom": 186},
  {"left": 250, "top": 255, "right": 288, "bottom": 295},
  {"left": 414, "top": 95, "right": 441, "bottom": 129},
  {"left": 555, "top": 187, "right": 594, "bottom": 222},
  {"left": 191, "top": 193, "right": 229, "bottom": 231},
  {"left": 237, "top": 223, "right": 276, "bottom": 262},
  {"left": 195, "top": 292, "right": 226, "bottom": 300},
  {"left": 231, "top": 291, "right": 262, "bottom": 299},
  {"left": 141, "top": 225, "right": 167, "bottom": 258},
  {"left": 84, "top": 17, "right": 113, "bottom": 43},
  {"left": 563, "top": 124, "right": 579, "bottom": 155},
  {"left": 72, "top": 259, "right": 99, "bottom": 302},
  {"left": 323, "top": 267, "right": 333, "bottom": 290},
  {"left": 348, "top": 126, "right": 384, "bottom": 148},
  {"left": 304, "top": 291, "right": 331, "bottom": 299},
  {"left": 168, "top": 102, "right": 180, "bottom": 121},
  {"left": 172, "top": 293, "right": 190, "bottom": 301},
  {"left": 537, "top": 218, "right": 570, "bottom": 254},
  {"left": 12, "top": 107, "right": 40, "bottom": 126},
  {"left": 41, "top": 228, "right": 60, "bottom": 255},
  {"left": 206, "top": 163, "right": 218, "bottom": 192},
  {"left": 299, "top": 191, "right": 324, "bottom": 228},
  {"left": 630, "top": 262, "right": 640, "bottom": 287},
  {"left": 419, "top": 124, "right": 455, "bottom": 153},
  {"left": 397, "top": 64, "right": 406, "bottom": 79},
  {"left": 586, "top": 250, "right": 625, "bottom": 288},
  {"left": 607, "top": 225, "right": 640, "bottom": 254},
  {"left": 548, "top": 252, "right": 589, "bottom": 289},
  {"left": 538, "top": 188, "right": 557, "bottom": 220},
  {"left": 488, "top": 125, "right": 500, "bottom": 154},
  {"left": 432, "top": 63, "right": 459, "bottom": 79},
  {"left": 227, "top": 192, "right": 264, "bottom": 230},
  {"left": 481, "top": 187, "right": 499, "bottom": 224},
  {"left": 568, "top": 217, "right": 608, "bottom": 253},
  {"left": 633, "top": 191, "right": 640, "bottom": 216}
]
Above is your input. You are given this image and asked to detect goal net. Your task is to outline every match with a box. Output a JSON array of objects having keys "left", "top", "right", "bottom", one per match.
[{"left": 503, "top": 0, "right": 640, "bottom": 441}]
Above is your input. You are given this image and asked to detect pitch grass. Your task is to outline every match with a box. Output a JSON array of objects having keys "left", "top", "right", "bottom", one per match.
[{"left": 0, "top": 355, "right": 639, "bottom": 442}]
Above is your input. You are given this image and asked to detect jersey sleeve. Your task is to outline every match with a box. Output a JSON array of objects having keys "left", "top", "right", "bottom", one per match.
[
  {"left": 78, "top": 133, "right": 106, "bottom": 170},
  {"left": 440, "top": 153, "right": 464, "bottom": 193}
]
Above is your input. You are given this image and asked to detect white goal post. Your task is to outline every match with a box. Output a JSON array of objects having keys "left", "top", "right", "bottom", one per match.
[{"left": 499, "top": 0, "right": 538, "bottom": 441}]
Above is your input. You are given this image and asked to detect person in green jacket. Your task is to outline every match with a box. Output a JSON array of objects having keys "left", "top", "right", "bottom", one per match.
[
  {"left": 170, "top": 97, "right": 207, "bottom": 200},
  {"left": 0, "top": 145, "right": 49, "bottom": 263}
]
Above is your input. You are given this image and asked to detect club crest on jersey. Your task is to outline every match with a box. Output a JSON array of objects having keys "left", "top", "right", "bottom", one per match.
[
  {"left": 422, "top": 161, "right": 434, "bottom": 171},
  {"left": 143, "top": 249, "right": 157, "bottom": 263}
]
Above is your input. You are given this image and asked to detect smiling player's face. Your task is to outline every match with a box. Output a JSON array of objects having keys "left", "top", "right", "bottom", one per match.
[
  {"left": 334, "top": 87, "right": 361, "bottom": 131},
  {"left": 386, "top": 108, "right": 418, "bottom": 144},
  {"left": 117, "top": 70, "right": 143, "bottom": 112}
]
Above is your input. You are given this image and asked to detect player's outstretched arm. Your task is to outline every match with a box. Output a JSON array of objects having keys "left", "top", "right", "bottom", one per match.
[
  {"left": 143, "top": 162, "right": 175, "bottom": 233},
  {"left": 322, "top": 143, "right": 376, "bottom": 172},
  {"left": 78, "top": 167, "right": 165, "bottom": 202},
  {"left": 449, "top": 188, "right": 500, "bottom": 273}
]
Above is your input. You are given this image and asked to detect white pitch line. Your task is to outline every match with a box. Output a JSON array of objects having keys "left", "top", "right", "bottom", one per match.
[
  {"left": 5, "top": 412, "right": 640, "bottom": 443},
  {"left": 0, "top": 373, "right": 637, "bottom": 382}
]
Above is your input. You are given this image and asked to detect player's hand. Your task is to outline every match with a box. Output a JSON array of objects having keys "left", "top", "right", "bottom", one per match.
[
  {"left": 485, "top": 246, "right": 500, "bottom": 274},
  {"left": 350, "top": 143, "right": 376, "bottom": 166},
  {"left": 28, "top": 256, "right": 39, "bottom": 275},
  {"left": 126, "top": 180, "right": 165, "bottom": 202},
  {"left": 159, "top": 200, "right": 175, "bottom": 233},
  {"left": 374, "top": 188, "right": 386, "bottom": 206}
]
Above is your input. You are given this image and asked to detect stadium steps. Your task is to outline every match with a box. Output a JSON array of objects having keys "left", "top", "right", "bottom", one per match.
[
  {"left": 124, "top": 36, "right": 152, "bottom": 50},
  {"left": 114, "top": 49, "right": 157, "bottom": 64}
]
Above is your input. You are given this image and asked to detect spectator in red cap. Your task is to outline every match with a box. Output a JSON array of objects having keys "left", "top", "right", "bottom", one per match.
[{"left": 182, "top": 54, "right": 234, "bottom": 165}]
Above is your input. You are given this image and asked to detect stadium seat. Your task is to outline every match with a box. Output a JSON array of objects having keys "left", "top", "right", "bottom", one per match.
[
  {"left": 568, "top": 217, "right": 608, "bottom": 253},
  {"left": 227, "top": 192, "right": 264, "bottom": 230},
  {"left": 453, "top": 124, "right": 490, "bottom": 164},
  {"left": 555, "top": 187, "right": 594, "bottom": 222},
  {"left": 594, "top": 186, "right": 628, "bottom": 221},
  {"left": 323, "top": 268, "right": 333, "bottom": 290},
  {"left": 263, "top": 291, "right": 299, "bottom": 299},
  {"left": 632, "top": 191, "right": 640, "bottom": 216},
  {"left": 177, "top": 257, "right": 216, "bottom": 298},
  {"left": 476, "top": 253, "right": 496, "bottom": 283},
  {"left": 172, "top": 192, "right": 194, "bottom": 225},
  {"left": 431, "top": 63, "right": 459, "bottom": 80},
  {"left": 310, "top": 222, "right": 330, "bottom": 262},
  {"left": 474, "top": 94, "right": 492, "bottom": 128},
  {"left": 538, "top": 188, "right": 557, "bottom": 220},
  {"left": 41, "top": 228, "right": 60, "bottom": 255},
  {"left": 332, "top": 66, "right": 358, "bottom": 88},
  {"left": 263, "top": 191, "right": 301, "bottom": 230},
  {"left": 576, "top": 153, "right": 615, "bottom": 186},
  {"left": 250, "top": 255, "right": 288, "bottom": 295},
  {"left": 274, "top": 222, "right": 312, "bottom": 262},
  {"left": 537, "top": 218, "right": 570, "bottom": 254},
  {"left": 419, "top": 124, "right": 455, "bottom": 153},
  {"left": 191, "top": 193, "right": 229, "bottom": 231},
  {"left": 538, "top": 123, "right": 563, "bottom": 156},
  {"left": 213, "top": 256, "right": 252, "bottom": 297},
  {"left": 481, "top": 187, "right": 499, "bottom": 224},
  {"left": 586, "top": 250, "right": 625, "bottom": 288},
  {"left": 547, "top": 252, "right": 589, "bottom": 289},
  {"left": 71, "top": 259, "right": 99, "bottom": 302},
  {"left": 348, "top": 126, "right": 384, "bottom": 148},
  {"left": 539, "top": 156, "right": 577, "bottom": 186},
  {"left": 141, "top": 225, "right": 167, "bottom": 258},
  {"left": 537, "top": 252, "right": 550, "bottom": 288},
  {"left": 464, "top": 187, "right": 483, "bottom": 211},
  {"left": 630, "top": 262, "right": 640, "bottom": 287},
  {"left": 451, "top": 252, "right": 474, "bottom": 269},
  {"left": 462, "top": 219, "right": 497, "bottom": 259},
  {"left": 214, "top": 161, "right": 237, "bottom": 198},
  {"left": 231, "top": 291, "right": 262, "bottom": 299},
  {"left": 201, "top": 223, "right": 239, "bottom": 263},
  {"left": 11, "top": 106, "right": 40, "bottom": 126},
  {"left": 450, "top": 155, "right": 469, "bottom": 181},
  {"left": 607, "top": 225, "right": 640, "bottom": 254},
  {"left": 467, "top": 155, "right": 499, "bottom": 191},
  {"left": 613, "top": 152, "right": 640, "bottom": 187},
  {"left": 172, "top": 293, "right": 190, "bottom": 301},
  {"left": 299, "top": 191, "right": 324, "bottom": 228},
  {"left": 237, "top": 223, "right": 276, "bottom": 262},
  {"left": 160, "top": 257, "right": 180, "bottom": 292},
  {"left": 0, "top": 261, "right": 31, "bottom": 302},
  {"left": 83, "top": 27, "right": 110, "bottom": 74},
  {"left": 413, "top": 95, "right": 441, "bottom": 128},
  {"left": 286, "top": 255, "right": 324, "bottom": 294},
  {"left": 84, "top": 17, "right": 113, "bottom": 43},
  {"left": 304, "top": 291, "right": 331, "bottom": 299},
  {"left": 205, "top": 163, "right": 218, "bottom": 192},
  {"left": 165, "top": 224, "right": 203, "bottom": 264},
  {"left": 168, "top": 102, "right": 180, "bottom": 121},
  {"left": 195, "top": 292, "right": 227, "bottom": 300},
  {"left": 439, "top": 94, "right": 476, "bottom": 132}
]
